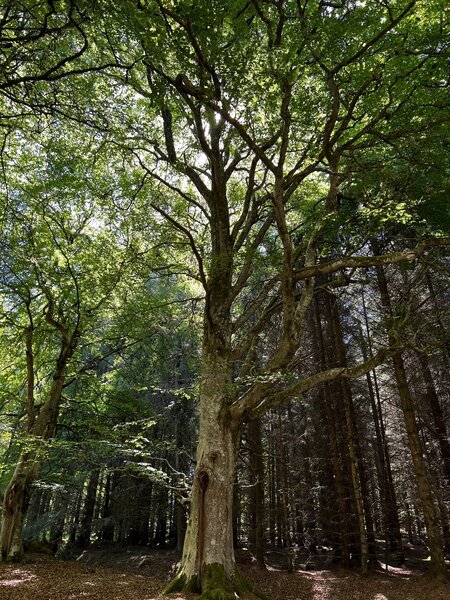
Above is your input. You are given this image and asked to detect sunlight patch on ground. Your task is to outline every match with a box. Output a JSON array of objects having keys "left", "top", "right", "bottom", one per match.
[
  {"left": 302, "top": 571, "right": 334, "bottom": 600},
  {"left": 312, "top": 580, "right": 330, "bottom": 600},
  {"left": 0, "top": 568, "right": 38, "bottom": 587},
  {"left": 378, "top": 563, "right": 415, "bottom": 578}
]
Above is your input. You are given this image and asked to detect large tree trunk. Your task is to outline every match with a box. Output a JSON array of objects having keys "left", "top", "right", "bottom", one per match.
[{"left": 165, "top": 347, "right": 263, "bottom": 599}]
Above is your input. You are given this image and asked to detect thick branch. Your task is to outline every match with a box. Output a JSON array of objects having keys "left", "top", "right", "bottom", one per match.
[
  {"left": 294, "top": 238, "right": 450, "bottom": 281},
  {"left": 230, "top": 346, "right": 394, "bottom": 424}
]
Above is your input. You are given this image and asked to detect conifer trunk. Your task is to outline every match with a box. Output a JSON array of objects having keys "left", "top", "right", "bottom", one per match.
[
  {"left": 417, "top": 351, "right": 450, "bottom": 485},
  {"left": 328, "top": 294, "right": 369, "bottom": 571},
  {"left": 248, "top": 419, "right": 266, "bottom": 568},
  {"left": 76, "top": 469, "right": 100, "bottom": 547},
  {"left": 375, "top": 261, "right": 447, "bottom": 578},
  {"left": 313, "top": 295, "right": 351, "bottom": 565}
]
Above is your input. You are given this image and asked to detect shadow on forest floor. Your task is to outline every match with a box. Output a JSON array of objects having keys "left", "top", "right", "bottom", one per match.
[{"left": 0, "top": 547, "right": 448, "bottom": 600}]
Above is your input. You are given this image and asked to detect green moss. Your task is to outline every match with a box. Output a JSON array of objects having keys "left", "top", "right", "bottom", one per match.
[
  {"left": 185, "top": 574, "right": 201, "bottom": 593},
  {"left": 163, "top": 572, "right": 201, "bottom": 595},
  {"left": 163, "top": 572, "right": 187, "bottom": 594},
  {"left": 164, "top": 563, "right": 270, "bottom": 600},
  {"left": 201, "top": 563, "right": 235, "bottom": 598},
  {"left": 233, "top": 568, "right": 270, "bottom": 600},
  {"left": 199, "top": 563, "right": 270, "bottom": 600}
]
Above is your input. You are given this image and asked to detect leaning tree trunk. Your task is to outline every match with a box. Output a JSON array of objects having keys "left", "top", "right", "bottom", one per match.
[
  {"left": 1, "top": 351, "right": 70, "bottom": 561},
  {"left": 0, "top": 455, "right": 37, "bottom": 562}
]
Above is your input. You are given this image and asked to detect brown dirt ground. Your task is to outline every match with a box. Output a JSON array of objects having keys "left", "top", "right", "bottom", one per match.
[{"left": 0, "top": 550, "right": 448, "bottom": 600}]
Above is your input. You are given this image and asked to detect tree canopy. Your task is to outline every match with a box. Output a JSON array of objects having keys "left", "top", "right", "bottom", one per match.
[{"left": 0, "top": 0, "right": 449, "bottom": 596}]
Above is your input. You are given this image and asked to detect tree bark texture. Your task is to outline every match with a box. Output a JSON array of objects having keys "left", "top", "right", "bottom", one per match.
[
  {"left": 375, "top": 261, "right": 447, "bottom": 578},
  {"left": 1, "top": 341, "right": 72, "bottom": 561},
  {"left": 165, "top": 347, "right": 261, "bottom": 598},
  {"left": 248, "top": 419, "right": 266, "bottom": 568}
]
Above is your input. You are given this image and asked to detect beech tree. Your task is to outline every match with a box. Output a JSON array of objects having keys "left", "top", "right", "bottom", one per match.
[
  {"left": 0, "top": 0, "right": 448, "bottom": 595},
  {"left": 0, "top": 120, "right": 150, "bottom": 561},
  {"left": 82, "top": 0, "right": 450, "bottom": 594}
]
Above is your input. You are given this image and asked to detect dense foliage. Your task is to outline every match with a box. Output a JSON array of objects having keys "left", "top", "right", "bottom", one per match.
[{"left": 0, "top": 0, "right": 449, "bottom": 597}]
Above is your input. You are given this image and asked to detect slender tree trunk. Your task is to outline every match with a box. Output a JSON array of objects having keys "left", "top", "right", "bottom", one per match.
[
  {"left": 328, "top": 296, "right": 369, "bottom": 572},
  {"left": 362, "top": 339, "right": 403, "bottom": 561},
  {"left": 313, "top": 294, "right": 351, "bottom": 565},
  {"left": 360, "top": 292, "right": 404, "bottom": 563},
  {"left": 49, "top": 489, "right": 69, "bottom": 545},
  {"left": 176, "top": 499, "right": 187, "bottom": 553},
  {"left": 277, "top": 410, "right": 294, "bottom": 572},
  {"left": 154, "top": 484, "right": 169, "bottom": 547},
  {"left": 248, "top": 419, "right": 266, "bottom": 568},
  {"left": 393, "top": 352, "right": 447, "bottom": 574},
  {"left": 417, "top": 351, "right": 450, "bottom": 486},
  {"left": 268, "top": 422, "right": 276, "bottom": 547},
  {"left": 375, "top": 261, "right": 447, "bottom": 578},
  {"left": 425, "top": 271, "right": 450, "bottom": 367},
  {"left": 174, "top": 391, "right": 189, "bottom": 553},
  {"left": 100, "top": 471, "right": 114, "bottom": 542},
  {"left": 76, "top": 469, "right": 100, "bottom": 547}
]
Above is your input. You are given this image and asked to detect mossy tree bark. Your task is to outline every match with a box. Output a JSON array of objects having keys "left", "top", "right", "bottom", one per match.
[
  {"left": 164, "top": 339, "right": 264, "bottom": 598},
  {"left": 0, "top": 364, "right": 71, "bottom": 561}
]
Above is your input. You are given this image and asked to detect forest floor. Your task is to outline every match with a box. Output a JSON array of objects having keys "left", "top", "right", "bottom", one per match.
[{"left": 0, "top": 547, "right": 448, "bottom": 600}]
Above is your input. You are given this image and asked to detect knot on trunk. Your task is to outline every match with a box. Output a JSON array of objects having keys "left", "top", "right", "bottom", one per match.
[
  {"left": 208, "top": 451, "right": 218, "bottom": 463},
  {"left": 198, "top": 470, "right": 209, "bottom": 493}
]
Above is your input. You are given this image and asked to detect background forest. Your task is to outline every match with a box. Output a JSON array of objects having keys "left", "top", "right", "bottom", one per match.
[{"left": 0, "top": 0, "right": 449, "bottom": 598}]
